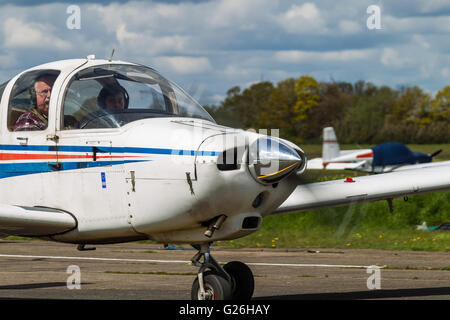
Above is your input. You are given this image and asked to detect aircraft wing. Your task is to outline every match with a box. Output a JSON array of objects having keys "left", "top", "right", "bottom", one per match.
[
  {"left": 306, "top": 158, "right": 325, "bottom": 169},
  {"left": 0, "top": 205, "right": 76, "bottom": 237},
  {"left": 326, "top": 161, "right": 367, "bottom": 170},
  {"left": 274, "top": 161, "right": 450, "bottom": 215},
  {"left": 306, "top": 159, "right": 368, "bottom": 170},
  {"left": 385, "top": 160, "right": 450, "bottom": 172}
]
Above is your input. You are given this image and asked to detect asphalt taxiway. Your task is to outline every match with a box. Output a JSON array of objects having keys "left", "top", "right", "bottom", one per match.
[{"left": 0, "top": 240, "right": 449, "bottom": 300}]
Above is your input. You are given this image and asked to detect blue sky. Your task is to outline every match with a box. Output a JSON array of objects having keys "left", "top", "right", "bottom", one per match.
[{"left": 0, "top": 0, "right": 449, "bottom": 104}]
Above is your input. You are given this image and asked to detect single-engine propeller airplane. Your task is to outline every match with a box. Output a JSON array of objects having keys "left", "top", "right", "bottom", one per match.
[
  {"left": 308, "top": 127, "right": 443, "bottom": 173},
  {"left": 0, "top": 56, "right": 449, "bottom": 300}
]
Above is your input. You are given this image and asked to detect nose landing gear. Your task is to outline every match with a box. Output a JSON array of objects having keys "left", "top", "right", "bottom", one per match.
[{"left": 190, "top": 243, "right": 254, "bottom": 300}]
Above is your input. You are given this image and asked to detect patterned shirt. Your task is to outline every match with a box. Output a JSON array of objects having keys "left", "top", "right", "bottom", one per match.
[{"left": 13, "top": 108, "right": 48, "bottom": 131}]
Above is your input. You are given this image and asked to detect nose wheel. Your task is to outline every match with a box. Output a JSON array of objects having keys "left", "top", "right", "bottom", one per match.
[
  {"left": 191, "top": 271, "right": 232, "bottom": 300},
  {"left": 190, "top": 243, "right": 254, "bottom": 300},
  {"left": 223, "top": 261, "right": 254, "bottom": 300}
]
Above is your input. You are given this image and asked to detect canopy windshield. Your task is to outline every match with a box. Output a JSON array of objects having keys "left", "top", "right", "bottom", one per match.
[{"left": 62, "top": 64, "right": 214, "bottom": 130}]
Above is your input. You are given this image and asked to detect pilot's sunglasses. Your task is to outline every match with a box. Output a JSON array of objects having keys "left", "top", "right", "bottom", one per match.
[{"left": 36, "top": 89, "right": 51, "bottom": 97}]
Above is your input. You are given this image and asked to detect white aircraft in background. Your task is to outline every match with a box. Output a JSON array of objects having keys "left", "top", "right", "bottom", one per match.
[
  {"left": 0, "top": 57, "right": 449, "bottom": 300},
  {"left": 308, "top": 127, "right": 443, "bottom": 173}
]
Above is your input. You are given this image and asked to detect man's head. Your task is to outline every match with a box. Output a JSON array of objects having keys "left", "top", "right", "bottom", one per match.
[
  {"left": 104, "top": 91, "right": 125, "bottom": 110},
  {"left": 33, "top": 75, "right": 56, "bottom": 117},
  {"left": 98, "top": 85, "right": 128, "bottom": 110}
]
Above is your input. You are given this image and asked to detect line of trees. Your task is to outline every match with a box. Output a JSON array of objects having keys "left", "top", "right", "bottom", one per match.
[{"left": 204, "top": 76, "right": 449, "bottom": 145}]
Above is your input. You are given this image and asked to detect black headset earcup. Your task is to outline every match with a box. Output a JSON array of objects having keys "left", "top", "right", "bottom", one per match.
[
  {"left": 97, "top": 94, "right": 105, "bottom": 109},
  {"left": 124, "top": 90, "right": 129, "bottom": 109},
  {"left": 29, "top": 87, "right": 36, "bottom": 107}
]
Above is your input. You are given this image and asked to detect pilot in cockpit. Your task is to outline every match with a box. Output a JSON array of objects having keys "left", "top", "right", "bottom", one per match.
[
  {"left": 97, "top": 84, "right": 129, "bottom": 111},
  {"left": 13, "top": 74, "right": 57, "bottom": 131},
  {"left": 69, "top": 83, "right": 129, "bottom": 129}
]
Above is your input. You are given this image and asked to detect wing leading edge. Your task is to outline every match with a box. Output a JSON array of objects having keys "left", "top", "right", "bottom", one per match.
[
  {"left": 274, "top": 161, "right": 450, "bottom": 215},
  {"left": 0, "top": 205, "right": 76, "bottom": 237}
]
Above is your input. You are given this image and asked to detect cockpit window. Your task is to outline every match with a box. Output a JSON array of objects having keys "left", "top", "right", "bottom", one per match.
[
  {"left": 62, "top": 64, "right": 214, "bottom": 130},
  {"left": 0, "top": 80, "right": 9, "bottom": 104},
  {"left": 7, "top": 70, "right": 60, "bottom": 132}
]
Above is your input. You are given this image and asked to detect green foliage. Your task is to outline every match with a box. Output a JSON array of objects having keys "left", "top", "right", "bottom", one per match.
[
  {"left": 207, "top": 76, "right": 449, "bottom": 144},
  {"left": 393, "top": 86, "right": 431, "bottom": 124},
  {"left": 293, "top": 76, "right": 321, "bottom": 122},
  {"left": 304, "top": 83, "right": 352, "bottom": 141},
  {"left": 216, "top": 191, "right": 450, "bottom": 251},
  {"left": 432, "top": 86, "right": 450, "bottom": 121},
  {"left": 257, "top": 78, "right": 298, "bottom": 142},
  {"left": 212, "top": 166, "right": 450, "bottom": 251},
  {"left": 293, "top": 76, "right": 321, "bottom": 141}
]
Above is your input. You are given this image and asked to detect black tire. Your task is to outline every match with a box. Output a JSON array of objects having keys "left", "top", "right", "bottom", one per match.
[
  {"left": 224, "top": 261, "right": 254, "bottom": 300},
  {"left": 191, "top": 271, "right": 232, "bottom": 300}
]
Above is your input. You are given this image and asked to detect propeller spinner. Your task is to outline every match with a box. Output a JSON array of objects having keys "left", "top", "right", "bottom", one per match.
[{"left": 248, "top": 136, "right": 306, "bottom": 184}]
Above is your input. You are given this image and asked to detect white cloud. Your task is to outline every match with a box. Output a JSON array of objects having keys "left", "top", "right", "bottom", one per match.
[
  {"left": 419, "top": 59, "right": 436, "bottom": 79},
  {"left": 0, "top": 52, "right": 17, "bottom": 66},
  {"left": 383, "top": 15, "right": 450, "bottom": 33},
  {"left": 223, "top": 64, "right": 254, "bottom": 78},
  {"left": 210, "top": 94, "right": 226, "bottom": 104},
  {"left": 412, "top": 34, "right": 431, "bottom": 49},
  {"left": 417, "top": 1, "right": 450, "bottom": 14},
  {"left": 111, "top": 22, "right": 191, "bottom": 56},
  {"left": 275, "top": 49, "right": 375, "bottom": 63},
  {"left": 116, "top": 23, "right": 140, "bottom": 44},
  {"left": 0, "top": 71, "right": 8, "bottom": 83},
  {"left": 0, "top": 0, "right": 448, "bottom": 103},
  {"left": 380, "top": 48, "right": 412, "bottom": 68},
  {"left": 208, "top": 0, "right": 274, "bottom": 29},
  {"left": 153, "top": 56, "right": 212, "bottom": 75},
  {"left": 338, "top": 20, "right": 362, "bottom": 34},
  {"left": 277, "top": 3, "right": 327, "bottom": 34},
  {"left": 3, "top": 18, "right": 71, "bottom": 50}
]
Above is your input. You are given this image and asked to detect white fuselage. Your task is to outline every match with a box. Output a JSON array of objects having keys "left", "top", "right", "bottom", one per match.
[
  {"left": 0, "top": 58, "right": 304, "bottom": 245},
  {"left": 0, "top": 118, "right": 299, "bottom": 244}
]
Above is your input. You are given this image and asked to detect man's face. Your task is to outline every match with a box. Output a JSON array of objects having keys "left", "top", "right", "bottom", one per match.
[
  {"left": 104, "top": 92, "right": 125, "bottom": 110},
  {"left": 34, "top": 77, "right": 55, "bottom": 116}
]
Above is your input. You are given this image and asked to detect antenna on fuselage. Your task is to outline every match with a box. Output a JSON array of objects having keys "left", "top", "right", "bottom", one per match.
[{"left": 109, "top": 48, "right": 115, "bottom": 62}]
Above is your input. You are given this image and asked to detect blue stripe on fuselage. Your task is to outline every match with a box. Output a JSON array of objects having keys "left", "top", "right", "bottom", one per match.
[
  {"left": 0, "top": 160, "right": 148, "bottom": 179},
  {"left": 0, "top": 144, "right": 220, "bottom": 179},
  {"left": 0, "top": 145, "right": 220, "bottom": 156}
]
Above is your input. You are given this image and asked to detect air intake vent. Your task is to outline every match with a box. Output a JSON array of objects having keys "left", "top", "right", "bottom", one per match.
[
  {"left": 242, "top": 216, "right": 260, "bottom": 229},
  {"left": 217, "top": 148, "right": 239, "bottom": 171}
]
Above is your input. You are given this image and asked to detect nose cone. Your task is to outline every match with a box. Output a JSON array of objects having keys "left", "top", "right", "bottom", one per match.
[{"left": 249, "top": 136, "right": 306, "bottom": 184}]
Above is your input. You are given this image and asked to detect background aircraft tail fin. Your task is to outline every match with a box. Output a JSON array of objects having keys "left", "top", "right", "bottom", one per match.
[
  {"left": 430, "top": 149, "right": 442, "bottom": 158},
  {"left": 322, "top": 127, "right": 340, "bottom": 161}
]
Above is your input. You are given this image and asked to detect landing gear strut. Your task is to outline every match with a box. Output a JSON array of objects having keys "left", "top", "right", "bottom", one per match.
[{"left": 190, "top": 243, "right": 254, "bottom": 300}]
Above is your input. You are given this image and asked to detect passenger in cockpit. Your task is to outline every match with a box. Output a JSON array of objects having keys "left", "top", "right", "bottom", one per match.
[{"left": 13, "top": 74, "right": 57, "bottom": 131}]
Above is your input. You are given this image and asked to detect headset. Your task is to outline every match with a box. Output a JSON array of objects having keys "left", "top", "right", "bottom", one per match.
[
  {"left": 29, "top": 86, "right": 37, "bottom": 108},
  {"left": 97, "top": 84, "right": 130, "bottom": 109},
  {"left": 29, "top": 74, "right": 58, "bottom": 108}
]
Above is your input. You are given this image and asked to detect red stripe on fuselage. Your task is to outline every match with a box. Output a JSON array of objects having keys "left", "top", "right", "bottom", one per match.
[
  {"left": 356, "top": 152, "right": 373, "bottom": 158},
  {"left": 0, "top": 153, "right": 141, "bottom": 161}
]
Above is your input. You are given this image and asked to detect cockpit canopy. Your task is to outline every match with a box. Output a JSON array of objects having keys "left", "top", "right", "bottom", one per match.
[
  {"left": 62, "top": 64, "right": 215, "bottom": 129},
  {"left": 4, "top": 62, "right": 215, "bottom": 132}
]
